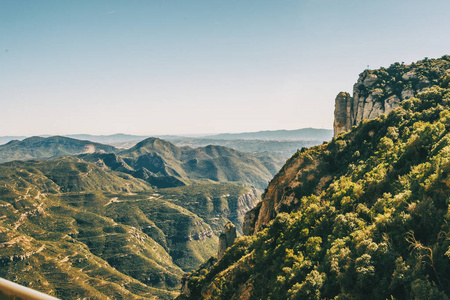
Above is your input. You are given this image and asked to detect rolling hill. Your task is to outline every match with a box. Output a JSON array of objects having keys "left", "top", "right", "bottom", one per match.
[{"left": 0, "top": 136, "right": 117, "bottom": 163}]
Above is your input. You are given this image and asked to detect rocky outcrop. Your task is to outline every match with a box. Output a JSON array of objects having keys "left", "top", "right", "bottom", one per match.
[
  {"left": 217, "top": 222, "right": 236, "bottom": 259},
  {"left": 227, "top": 189, "right": 259, "bottom": 233},
  {"left": 252, "top": 64, "right": 427, "bottom": 230},
  {"left": 247, "top": 148, "right": 327, "bottom": 234},
  {"left": 334, "top": 72, "right": 403, "bottom": 137},
  {"left": 242, "top": 202, "right": 261, "bottom": 236},
  {"left": 334, "top": 59, "right": 450, "bottom": 137},
  {"left": 333, "top": 92, "right": 353, "bottom": 137}
]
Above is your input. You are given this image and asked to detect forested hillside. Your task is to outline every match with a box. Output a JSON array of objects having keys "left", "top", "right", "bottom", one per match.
[{"left": 178, "top": 59, "right": 450, "bottom": 299}]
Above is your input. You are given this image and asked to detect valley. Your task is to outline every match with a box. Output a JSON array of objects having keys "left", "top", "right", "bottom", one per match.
[
  {"left": 0, "top": 133, "right": 292, "bottom": 299},
  {"left": 0, "top": 155, "right": 261, "bottom": 299}
]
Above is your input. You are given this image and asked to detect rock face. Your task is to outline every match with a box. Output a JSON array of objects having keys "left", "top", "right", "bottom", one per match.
[
  {"left": 243, "top": 147, "right": 330, "bottom": 235},
  {"left": 217, "top": 222, "right": 237, "bottom": 259},
  {"left": 334, "top": 72, "right": 402, "bottom": 137},
  {"left": 333, "top": 60, "right": 450, "bottom": 137},
  {"left": 333, "top": 92, "right": 353, "bottom": 137},
  {"left": 242, "top": 202, "right": 261, "bottom": 236},
  {"left": 227, "top": 189, "right": 260, "bottom": 234}
]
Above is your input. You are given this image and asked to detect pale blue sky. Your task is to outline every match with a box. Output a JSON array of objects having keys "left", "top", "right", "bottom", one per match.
[{"left": 2, "top": 0, "right": 450, "bottom": 136}]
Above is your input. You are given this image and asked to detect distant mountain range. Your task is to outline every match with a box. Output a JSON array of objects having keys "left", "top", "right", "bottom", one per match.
[
  {"left": 83, "top": 137, "right": 282, "bottom": 189},
  {"left": 168, "top": 138, "right": 325, "bottom": 159},
  {"left": 0, "top": 135, "right": 282, "bottom": 189},
  {"left": 67, "top": 128, "right": 333, "bottom": 142},
  {"left": 203, "top": 128, "right": 333, "bottom": 140},
  {"left": 0, "top": 128, "right": 333, "bottom": 145},
  {"left": 0, "top": 128, "right": 333, "bottom": 161}
]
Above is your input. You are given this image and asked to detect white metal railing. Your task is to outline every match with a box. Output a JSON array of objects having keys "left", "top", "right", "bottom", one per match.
[{"left": 0, "top": 277, "right": 60, "bottom": 300}]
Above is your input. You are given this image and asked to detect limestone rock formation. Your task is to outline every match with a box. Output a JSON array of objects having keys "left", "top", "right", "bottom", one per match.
[
  {"left": 217, "top": 222, "right": 237, "bottom": 259},
  {"left": 333, "top": 92, "right": 352, "bottom": 137},
  {"left": 227, "top": 188, "right": 259, "bottom": 233},
  {"left": 242, "top": 202, "right": 261, "bottom": 236},
  {"left": 333, "top": 71, "right": 401, "bottom": 137},
  {"left": 333, "top": 59, "right": 450, "bottom": 137}
]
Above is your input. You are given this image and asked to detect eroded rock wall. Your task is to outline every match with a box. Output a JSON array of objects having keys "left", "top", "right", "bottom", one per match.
[
  {"left": 334, "top": 71, "right": 405, "bottom": 137},
  {"left": 332, "top": 60, "right": 450, "bottom": 137}
]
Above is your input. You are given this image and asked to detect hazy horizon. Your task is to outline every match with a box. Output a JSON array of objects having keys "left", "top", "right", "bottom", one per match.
[
  {"left": 0, "top": 126, "right": 333, "bottom": 139},
  {"left": 2, "top": 0, "right": 450, "bottom": 136}
]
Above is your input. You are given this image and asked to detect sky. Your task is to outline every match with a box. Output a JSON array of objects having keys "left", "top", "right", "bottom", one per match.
[{"left": 2, "top": 0, "right": 450, "bottom": 136}]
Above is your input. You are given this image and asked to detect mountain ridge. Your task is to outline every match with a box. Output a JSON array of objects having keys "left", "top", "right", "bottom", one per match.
[
  {"left": 204, "top": 128, "right": 333, "bottom": 141},
  {"left": 98, "top": 137, "right": 283, "bottom": 190}
]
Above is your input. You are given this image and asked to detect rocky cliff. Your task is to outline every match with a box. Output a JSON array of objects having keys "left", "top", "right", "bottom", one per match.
[
  {"left": 217, "top": 222, "right": 237, "bottom": 259},
  {"left": 334, "top": 56, "right": 450, "bottom": 137},
  {"left": 227, "top": 188, "right": 259, "bottom": 233}
]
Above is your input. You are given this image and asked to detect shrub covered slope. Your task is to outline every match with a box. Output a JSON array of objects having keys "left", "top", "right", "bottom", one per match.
[{"left": 178, "top": 60, "right": 450, "bottom": 299}]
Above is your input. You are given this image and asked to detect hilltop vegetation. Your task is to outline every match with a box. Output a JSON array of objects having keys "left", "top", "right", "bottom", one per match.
[
  {"left": 178, "top": 59, "right": 450, "bottom": 299},
  {"left": 359, "top": 56, "right": 450, "bottom": 102},
  {"left": 334, "top": 56, "right": 450, "bottom": 137}
]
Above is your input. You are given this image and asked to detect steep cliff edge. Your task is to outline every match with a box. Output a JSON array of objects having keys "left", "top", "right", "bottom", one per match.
[{"left": 334, "top": 56, "right": 450, "bottom": 137}]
